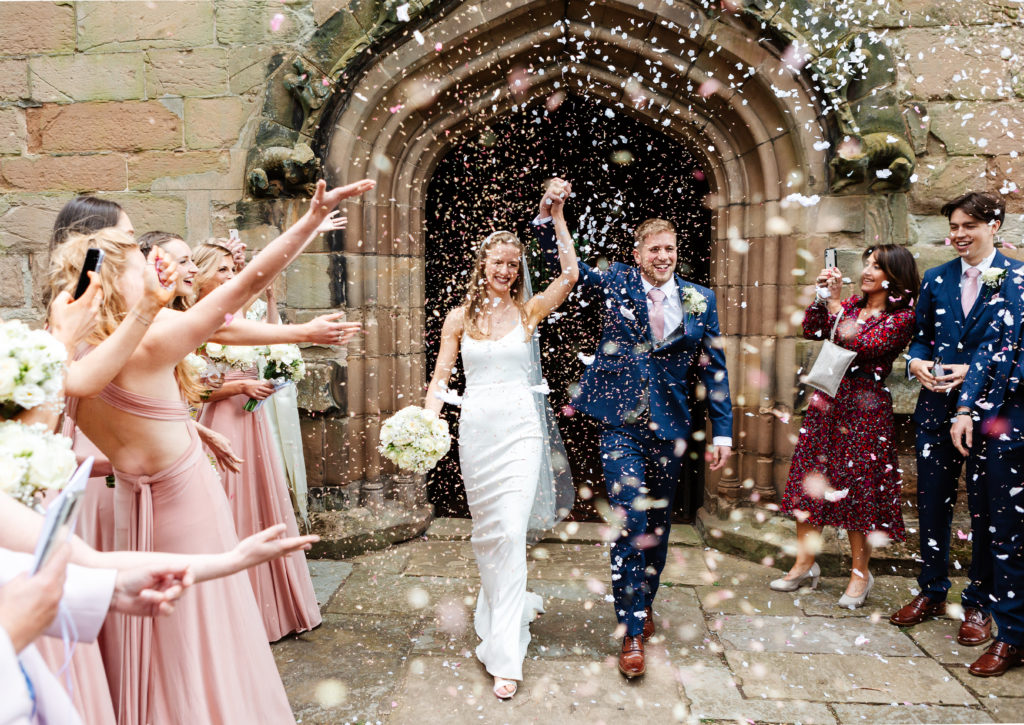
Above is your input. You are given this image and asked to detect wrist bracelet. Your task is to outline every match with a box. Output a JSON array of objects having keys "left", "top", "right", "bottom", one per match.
[
  {"left": 131, "top": 310, "right": 154, "bottom": 326},
  {"left": 956, "top": 411, "right": 973, "bottom": 417}
]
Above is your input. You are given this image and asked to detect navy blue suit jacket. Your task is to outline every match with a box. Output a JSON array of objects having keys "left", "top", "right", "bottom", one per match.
[
  {"left": 960, "top": 261, "right": 1024, "bottom": 416},
  {"left": 909, "top": 252, "right": 1017, "bottom": 430},
  {"left": 533, "top": 221, "right": 733, "bottom": 441}
]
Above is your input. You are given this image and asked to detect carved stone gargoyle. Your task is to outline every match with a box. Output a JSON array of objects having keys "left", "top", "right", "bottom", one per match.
[
  {"left": 283, "top": 58, "right": 328, "bottom": 130},
  {"left": 247, "top": 142, "right": 320, "bottom": 198},
  {"left": 830, "top": 132, "right": 916, "bottom": 193}
]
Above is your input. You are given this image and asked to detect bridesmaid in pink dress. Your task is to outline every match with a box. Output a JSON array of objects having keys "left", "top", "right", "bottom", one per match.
[
  {"left": 192, "top": 241, "right": 322, "bottom": 641},
  {"left": 49, "top": 178, "right": 372, "bottom": 725}
]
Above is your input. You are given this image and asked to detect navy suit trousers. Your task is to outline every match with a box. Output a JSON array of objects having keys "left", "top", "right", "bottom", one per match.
[
  {"left": 981, "top": 400, "right": 1024, "bottom": 646},
  {"left": 914, "top": 426, "right": 991, "bottom": 610},
  {"left": 600, "top": 423, "right": 683, "bottom": 637}
]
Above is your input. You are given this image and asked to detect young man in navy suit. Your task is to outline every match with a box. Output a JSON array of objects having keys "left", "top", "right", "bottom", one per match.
[
  {"left": 890, "top": 192, "right": 1013, "bottom": 647},
  {"left": 952, "top": 259, "right": 1024, "bottom": 676},
  {"left": 533, "top": 179, "right": 732, "bottom": 678}
]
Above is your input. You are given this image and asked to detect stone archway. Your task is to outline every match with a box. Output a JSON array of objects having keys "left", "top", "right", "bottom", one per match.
[{"left": 314, "top": 0, "right": 832, "bottom": 512}]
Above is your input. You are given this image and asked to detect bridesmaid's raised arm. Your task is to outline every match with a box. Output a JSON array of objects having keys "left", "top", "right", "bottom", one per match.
[{"left": 144, "top": 179, "right": 374, "bottom": 366}]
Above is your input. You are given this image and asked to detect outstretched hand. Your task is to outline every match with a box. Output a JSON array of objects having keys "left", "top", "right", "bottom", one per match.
[
  {"left": 540, "top": 178, "right": 571, "bottom": 218},
  {"left": 303, "top": 312, "right": 362, "bottom": 346},
  {"left": 308, "top": 179, "right": 376, "bottom": 222},
  {"left": 316, "top": 210, "right": 348, "bottom": 235},
  {"left": 233, "top": 524, "right": 319, "bottom": 571},
  {"left": 111, "top": 562, "right": 193, "bottom": 618},
  {"left": 48, "top": 274, "right": 103, "bottom": 348}
]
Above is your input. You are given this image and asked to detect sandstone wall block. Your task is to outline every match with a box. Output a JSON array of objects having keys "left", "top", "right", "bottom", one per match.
[
  {"left": 1, "top": 154, "right": 126, "bottom": 191},
  {"left": 27, "top": 101, "right": 181, "bottom": 153},
  {"left": 0, "top": 60, "right": 30, "bottom": 102},
  {"left": 105, "top": 193, "right": 187, "bottom": 236},
  {"left": 29, "top": 52, "right": 145, "bottom": 103},
  {"left": 0, "top": 195, "right": 69, "bottom": 252},
  {"left": 929, "top": 101, "right": 1024, "bottom": 156},
  {"left": 127, "top": 150, "right": 229, "bottom": 189},
  {"left": 215, "top": 0, "right": 310, "bottom": 45},
  {"left": 0, "top": 108, "right": 24, "bottom": 156},
  {"left": 908, "top": 156, "right": 988, "bottom": 214},
  {"left": 76, "top": 1, "right": 215, "bottom": 52},
  {"left": 0, "top": 255, "right": 25, "bottom": 307},
  {"left": 0, "top": 2, "right": 75, "bottom": 55},
  {"left": 184, "top": 96, "right": 252, "bottom": 149},
  {"left": 146, "top": 48, "right": 230, "bottom": 97}
]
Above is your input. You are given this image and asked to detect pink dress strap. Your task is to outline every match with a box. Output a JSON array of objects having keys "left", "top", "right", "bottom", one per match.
[
  {"left": 97, "top": 382, "right": 189, "bottom": 421},
  {"left": 222, "top": 367, "right": 258, "bottom": 382}
]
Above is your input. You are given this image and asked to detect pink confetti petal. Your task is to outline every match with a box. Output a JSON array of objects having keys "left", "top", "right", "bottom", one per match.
[
  {"left": 435, "top": 42, "right": 443, "bottom": 51},
  {"left": 270, "top": 13, "right": 284, "bottom": 32},
  {"left": 224, "top": 313, "right": 234, "bottom": 326}
]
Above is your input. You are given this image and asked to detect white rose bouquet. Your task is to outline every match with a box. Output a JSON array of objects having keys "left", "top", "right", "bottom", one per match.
[
  {"left": 0, "top": 320, "right": 67, "bottom": 418},
  {"left": 243, "top": 344, "right": 306, "bottom": 412},
  {"left": 202, "top": 342, "right": 267, "bottom": 372},
  {"left": 378, "top": 406, "right": 452, "bottom": 474},
  {"left": 0, "top": 421, "right": 77, "bottom": 508}
]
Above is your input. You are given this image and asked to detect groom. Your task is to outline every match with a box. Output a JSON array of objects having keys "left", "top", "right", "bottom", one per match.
[{"left": 533, "top": 179, "right": 732, "bottom": 678}]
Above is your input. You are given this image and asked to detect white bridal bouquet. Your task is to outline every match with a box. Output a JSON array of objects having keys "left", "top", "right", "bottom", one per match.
[
  {"left": 0, "top": 421, "right": 77, "bottom": 508},
  {"left": 201, "top": 342, "right": 266, "bottom": 372},
  {"left": 0, "top": 320, "right": 67, "bottom": 418},
  {"left": 378, "top": 406, "right": 452, "bottom": 474},
  {"left": 244, "top": 343, "right": 306, "bottom": 412}
]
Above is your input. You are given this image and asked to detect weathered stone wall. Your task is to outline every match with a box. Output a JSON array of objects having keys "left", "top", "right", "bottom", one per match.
[{"left": 3, "top": 0, "right": 1024, "bottom": 509}]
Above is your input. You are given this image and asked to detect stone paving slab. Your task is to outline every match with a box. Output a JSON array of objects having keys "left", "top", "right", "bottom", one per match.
[
  {"left": 907, "top": 618, "right": 984, "bottom": 664},
  {"left": 424, "top": 518, "right": 704, "bottom": 548},
  {"left": 647, "top": 587, "right": 709, "bottom": 648},
  {"left": 726, "top": 651, "right": 977, "bottom": 705},
  {"left": 697, "top": 584, "right": 808, "bottom": 616},
  {"left": 982, "top": 697, "right": 1024, "bottom": 723},
  {"left": 402, "top": 539, "right": 478, "bottom": 578},
  {"left": 307, "top": 559, "right": 353, "bottom": 608},
  {"left": 950, "top": 664, "right": 1024, "bottom": 698},
  {"left": 388, "top": 649, "right": 686, "bottom": 725},
  {"left": 326, "top": 569, "right": 479, "bottom": 618},
  {"left": 715, "top": 614, "right": 923, "bottom": 657},
  {"left": 832, "top": 703, "right": 995, "bottom": 723},
  {"left": 676, "top": 657, "right": 836, "bottom": 723},
  {"left": 798, "top": 576, "right": 919, "bottom": 619}
]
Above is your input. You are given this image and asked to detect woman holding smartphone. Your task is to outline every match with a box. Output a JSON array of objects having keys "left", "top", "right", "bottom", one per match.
[{"left": 771, "top": 245, "right": 919, "bottom": 608}]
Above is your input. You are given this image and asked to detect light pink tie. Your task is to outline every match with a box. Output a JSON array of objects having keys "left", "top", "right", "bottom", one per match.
[
  {"left": 962, "top": 267, "right": 981, "bottom": 317},
  {"left": 648, "top": 288, "right": 666, "bottom": 340}
]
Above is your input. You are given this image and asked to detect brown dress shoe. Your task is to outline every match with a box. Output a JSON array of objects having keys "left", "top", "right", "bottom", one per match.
[
  {"left": 642, "top": 606, "right": 655, "bottom": 641},
  {"left": 969, "top": 640, "right": 1023, "bottom": 677},
  {"left": 889, "top": 595, "right": 946, "bottom": 626},
  {"left": 618, "top": 635, "right": 645, "bottom": 678},
  {"left": 957, "top": 608, "right": 993, "bottom": 646}
]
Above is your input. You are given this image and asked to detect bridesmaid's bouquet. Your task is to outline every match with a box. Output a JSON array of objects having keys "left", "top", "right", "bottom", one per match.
[
  {"left": 0, "top": 421, "right": 77, "bottom": 508},
  {"left": 379, "top": 406, "right": 451, "bottom": 473},
  {"left": 0, "top": 320, "right": 67, "bottom": 418},
  {"left": 243, "top": 344, "right": 306, "bottom": 412},
  {"left": 201, "top": 342, "right": 266, "bottom": 372}
]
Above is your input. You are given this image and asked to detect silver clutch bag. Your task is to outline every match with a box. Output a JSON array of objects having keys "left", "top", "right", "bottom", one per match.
[{"left": 801, "top": 308, "right": 856, "bottom": 398}]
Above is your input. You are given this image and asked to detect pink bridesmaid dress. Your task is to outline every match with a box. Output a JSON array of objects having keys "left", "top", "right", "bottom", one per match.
[
  {"left": 95, "top": 382, "right": 295, "bottom": 725},
  {"left": 198, "top": 368, "right": 321, "bottom": 642}
]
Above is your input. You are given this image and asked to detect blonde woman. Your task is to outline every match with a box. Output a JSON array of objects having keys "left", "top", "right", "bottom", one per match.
[{"left": 424, "top": 181, "right": 577, "bottom": 699}]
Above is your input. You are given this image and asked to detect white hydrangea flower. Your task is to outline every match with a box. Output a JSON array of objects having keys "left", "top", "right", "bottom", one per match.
[
  {"left": 0, "top": 321, "right": 67, "bottom": 416},
  {"left": 0, "top": 421, "right": 76, "bottom": 507},
  {"left": 379, "top": 406, "right": 452, "bottom": 474}
]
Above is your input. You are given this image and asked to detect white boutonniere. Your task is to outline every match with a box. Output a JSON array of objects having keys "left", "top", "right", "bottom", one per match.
[
  {"left": 981, "top": 267, "right": 1006, "bottom": 289},
  {"left": 682, "top": 287, "right": 708, "bottom": 318}
]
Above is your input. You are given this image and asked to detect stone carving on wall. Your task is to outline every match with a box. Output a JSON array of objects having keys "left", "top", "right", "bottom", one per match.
[
  {"left": 247, "top": 141, "right": 321, "bottom": 197},
  {"left": 283, "top": 58, "right": 329, "bottom": 130}
]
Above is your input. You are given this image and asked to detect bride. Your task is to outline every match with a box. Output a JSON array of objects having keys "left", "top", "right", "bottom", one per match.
[{"left": 424, "top": 180, "right": 577, "bottom": 699}]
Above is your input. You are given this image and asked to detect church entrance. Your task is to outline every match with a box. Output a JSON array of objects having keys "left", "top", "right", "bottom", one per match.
[{"left": 423, "top": 93, "right": 711, "bottom": 521}]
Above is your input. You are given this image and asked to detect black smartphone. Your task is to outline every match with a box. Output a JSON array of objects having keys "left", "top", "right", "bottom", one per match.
[
  {"left": 824, "top": 247, "right": 838, "bottom": 270},
  {"left": 73, "top": 248, "right": 104, "bottom": 299}
]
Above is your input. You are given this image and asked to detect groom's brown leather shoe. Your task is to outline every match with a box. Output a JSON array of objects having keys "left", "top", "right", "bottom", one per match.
[
  {"left": 957, "top": 608, "right": 993, "bottom": 646},
  {"left": 642, "top": 606, "right": 655, "bottom": 641},
  {"left": 889, "top": 595, "right": 946, "bottom": 626},
  {"left": 618, "top": 635, "right": 645, "bottom": 678},
  {"left": 969, "top": 641, "right": 1023, "bottom": 677}
]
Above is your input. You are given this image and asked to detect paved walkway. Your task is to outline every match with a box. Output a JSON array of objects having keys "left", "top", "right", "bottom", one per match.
[{"left": 273, "top": 519, "right": 1024, "bottom": 724}]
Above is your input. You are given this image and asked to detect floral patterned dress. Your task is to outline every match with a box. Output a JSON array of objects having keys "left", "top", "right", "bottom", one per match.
[{"left": 781, "top": 296, "right": 916, "bottom": 541}]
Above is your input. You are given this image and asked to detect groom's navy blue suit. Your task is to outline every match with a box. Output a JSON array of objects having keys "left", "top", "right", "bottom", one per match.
[
  {"left": 534, "top": 221, "right": 732, "bottom": 636},
  {"left": 959, "top": 261, "right": 1024, "bottom": 647},
  {"left": 908, "top": 252, "right": 1016, "bottom": 610}
]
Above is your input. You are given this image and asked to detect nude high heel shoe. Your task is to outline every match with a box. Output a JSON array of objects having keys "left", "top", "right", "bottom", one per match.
[
  {"left": 769, "top": 562, "right": 820, "bottom": 592},
  {"left": 838, "top": 573, "right": 874, "bottom": 609}
]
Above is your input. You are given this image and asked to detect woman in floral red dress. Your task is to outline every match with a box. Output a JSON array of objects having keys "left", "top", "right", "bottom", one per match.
[{"left": 773, "top": 245, "right": 920, "bottom": 608}]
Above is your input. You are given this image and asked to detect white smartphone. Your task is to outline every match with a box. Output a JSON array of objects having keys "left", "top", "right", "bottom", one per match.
[
  {"left": 30, "top": 457, "right": 93, "bottom": 575},
  {"left": 824, "top": 247, "right": 838, "bottom": 270}
]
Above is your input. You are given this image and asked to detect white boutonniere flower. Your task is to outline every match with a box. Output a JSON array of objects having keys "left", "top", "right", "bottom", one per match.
[
  {"left": 981, "top": 267, "right": 1006, "bottom": 289},
  {"left": 682, "top": 287, "right": 708, "bottom": 318}
]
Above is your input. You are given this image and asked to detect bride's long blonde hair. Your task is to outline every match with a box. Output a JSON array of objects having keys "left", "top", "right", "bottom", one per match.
[{"left": 462, "top": 231, "right": 527, "bottom": 340}]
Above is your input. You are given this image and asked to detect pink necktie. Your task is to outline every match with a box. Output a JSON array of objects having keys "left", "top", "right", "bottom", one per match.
[
  {"left": 648, "top": 288, "right": 666, "bottom": 340},
  {"left": 962, "top": 267, "right": 981, "bottom": 317}
]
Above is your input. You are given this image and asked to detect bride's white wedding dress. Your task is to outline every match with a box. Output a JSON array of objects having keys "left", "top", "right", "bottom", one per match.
[{"left": 459, "top": 319, "right": 546, "bottom": 681}]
